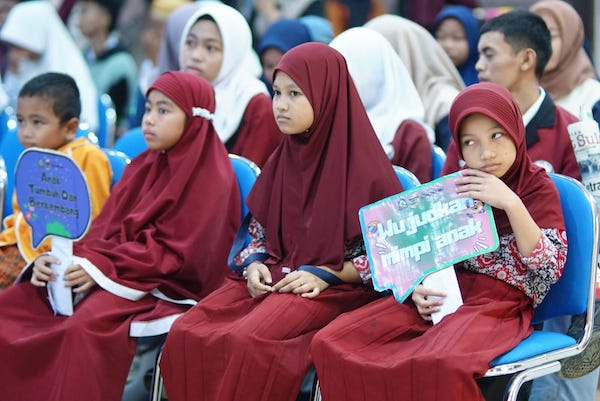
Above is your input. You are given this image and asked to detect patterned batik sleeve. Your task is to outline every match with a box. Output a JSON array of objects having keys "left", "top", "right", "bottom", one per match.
[
  {"left": 464, "top": 228, "right": 567, "bottom": 306},
  {"left": 520, "top": 228, "right": 568, "bottom": 306},
  {"left": 345, "top": 236, "right": 371, "bottom": 284},
  {"left": 233, "top": 217, "right": 267, "bottom": 266}
]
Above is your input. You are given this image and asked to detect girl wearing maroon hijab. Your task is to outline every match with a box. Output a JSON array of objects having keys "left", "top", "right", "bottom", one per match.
[
  {"left": 311, "top": 82, "right": 568, "bottom": 401},
  {"left": 159, "top": 42, "right": 403, "bottom": 401},
  {"left": 0, "top": 71, "right": 240, "bottom": 401}
]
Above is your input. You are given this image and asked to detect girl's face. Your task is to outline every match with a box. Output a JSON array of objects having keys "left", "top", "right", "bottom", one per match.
[
  {"left": 261, "top": 48, "right": 284, "bottom": 86},
  {"left": 459, "top": 113, "right": 516, "bottom": 178},
  {"left": 141, "top": 17, "right": 164, "bottom": 64},
  {"left": 142, "top": 90, "right": 187, "bottom": 150},
  {"left": 272, "top": 71, "right": 314, "bottom": 135},
  {"left": 435, "top": 18, "right": 469, "bottom": 67},
  {"left": 536, "top": 11, "right": 562, "bottom": 72},
  {"left": 181, "top": 19, "right": 223, "bottom": 82},
  {"left": 8, "top": 46, "right": 40, "bottom": 74},
  {"left": 77, "top": 1, "right": 110, "bottom": 38}
]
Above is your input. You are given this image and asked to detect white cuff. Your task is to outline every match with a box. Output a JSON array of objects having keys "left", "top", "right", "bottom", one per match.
[{"left": 73, "top": 255, "right": 147, "bottom": 301}]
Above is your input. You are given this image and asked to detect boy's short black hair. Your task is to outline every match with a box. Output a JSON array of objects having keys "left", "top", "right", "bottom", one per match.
[
  {"left": 18, "top": 72, "right": 81, "bottom": 125},
  {"left": 480, "top": 10, "right": 552, "bottom": 79}
]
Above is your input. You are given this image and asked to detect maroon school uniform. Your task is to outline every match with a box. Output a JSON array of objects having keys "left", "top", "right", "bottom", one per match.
[
  {"left": 227, "top": 93, "right": 281, "bottom": 168},
  {"left": 390, "top": 119, "right": 433, "bottom": 183}
]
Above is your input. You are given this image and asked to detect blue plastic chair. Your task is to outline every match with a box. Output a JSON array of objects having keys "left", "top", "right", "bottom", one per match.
[
  {"left": 114, "top": 126, "right": 147, "bottom": 160},
  {"left": 0, "top": 155, "right": 7, "bottom": 222},
  {"left": 393, "top": 165, "right": 420, "bottom": 190},
  {"left": 76, "top": 126, "right": 99, "bottom": 146},
  {"left": 96, "top": 94, "right": 117, "bottom": 148},
  {"left": 483, "top": 173, "right": 598, "bottom": 400},
  {"left": 229, "top": 154, "right": 261, "bottom": 218},
  {"left": 143, "top": 154, "right": 261, "bottom": 401},
  {"left": 431, "top": 144, "right": 446, "bottom": 180},
  {"left": 311, "top": 173, "right": 599, "bottom": 401},
  {"left": 0, "top": 127, "right": 24, "bottom": 219},
  {"left": 101, "top": 149, "right": 130, "bottom": 188},
  {"left": 0, "top": 108, "right": 12, "bottom": 145}
]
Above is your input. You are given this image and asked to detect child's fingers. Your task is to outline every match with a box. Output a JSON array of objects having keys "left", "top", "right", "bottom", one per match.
[
  {"left": 72, "top": 280, "right": 94, "bottom": 293},
  {"left": 35, "top": 255, "right": 61, "bottom": 266},
  {"left": 63, "top": 268, "right": 87, "bottom": 282},
  {"left": 414, "top": 284, "right": 446, "bottom": 299},
  {"left": 301, "top": 287, "right": 321, "bottom": 298},
  {"left": 63, "top": 264, "right": 84, "bottom": 275},
  {"left": 30, "top": 275, "right": 46, "bottom": 287},
  {"left": 271, "top": 272, "right": 296, "bottom": 291},
  {"left": 248, "top": 284, "right": 272, "bottom": 298},
  {"left": 32, "top": 264, "right": 56, "bottom": 283}
]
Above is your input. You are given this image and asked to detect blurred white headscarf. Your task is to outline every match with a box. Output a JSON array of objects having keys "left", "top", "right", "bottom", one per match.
[
  {"left": 365, "top": 14, "right": 464, "bottom": 128},
  {"left": 0, "top": 1, "right": 99, "bottom": 129},
  {"left": 330, "top": 27, "right": 434, "bottom": 151}
]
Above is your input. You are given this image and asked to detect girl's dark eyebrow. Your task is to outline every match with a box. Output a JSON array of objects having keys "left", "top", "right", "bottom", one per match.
[
  {"left": 202, "top": 38, "right": 222, "bottom": 46},
  {"left": 146, "top": 99, "right": 175, "bottom": 108},
  {"left": 187, "top": 32, "right": 222, "bottom": 46},
  {"left": 280, "top": 83, "right": 301, "bottom": 91}
]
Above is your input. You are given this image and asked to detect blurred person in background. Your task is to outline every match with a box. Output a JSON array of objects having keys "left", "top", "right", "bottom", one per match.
[
  {"left": 0, "top": 0, "right": 99, "bottom": 129},
  {"left": 433, "top": 5, "right": 480, "bottom": 86},
  {"left": 78, "top": 0, "right": 137, "bottom": 136}
]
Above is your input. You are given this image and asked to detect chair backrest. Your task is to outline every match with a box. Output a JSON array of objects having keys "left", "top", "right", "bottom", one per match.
[
  {"left": 101, "top": 148, "right": 130, "bottom": 188},
  {"left": 393, "top": 165, "right": 420, "bottom": 190},
  {"left": 0, "top": 108, "right": 11, "bottom": 145},
  {"left": 431, "top": 145, "right": 446, "bottom": 180},
  {"left": 0, "top": 155, "right": 7, "bottom": 221},
  {"left": 532, "top": 173, "right": 599, "bottom": 324},
  {"left": 229, "top": 154, "right": 260, "bottom": 218},
  {"left": 96, "top": 93, "right": 117, "bottom": 148},
  {"left": 76, "top": 126, "right": 99, "bottom": 146},
  {"left": 114, "top": 126, "right": 147, "bottom": 160},
  {"left": 0, "top": 127, "right": 24, "bottom": 219}
]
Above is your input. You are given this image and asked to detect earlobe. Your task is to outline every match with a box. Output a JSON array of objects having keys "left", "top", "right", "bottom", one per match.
[
  {"left": 64, "top": 117, "right": 79, "bottom": 140},
  {"left": 519, "top": 49, "right": 537, "bottom": 72}
]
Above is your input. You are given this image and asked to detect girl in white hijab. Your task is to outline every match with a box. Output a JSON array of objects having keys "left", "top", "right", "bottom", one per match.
[
  {"left": 0, "top": 1, "right": 99, "bottom": 130},
  {"left": 365, "top": 14, "right": 464, "bottom": 151},
  {"left": 179, "top": 1, "right": 280, "bottom": 167},
  {"left": 330, "top": 27, "right": 434, "bottom": 183}
]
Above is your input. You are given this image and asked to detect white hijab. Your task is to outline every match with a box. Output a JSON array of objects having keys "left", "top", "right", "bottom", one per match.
[
  {"left": 365, "top": 15, "right": 464, "bottom": 128},
  {"left": 0, "top": 1, "right": 99, "bottom": 130},
  {"left": 330, "top": 27, "right": 434, "bottom": 151},
  {"left": 179, "top": 2, "right": 267, "bottom": 142}
]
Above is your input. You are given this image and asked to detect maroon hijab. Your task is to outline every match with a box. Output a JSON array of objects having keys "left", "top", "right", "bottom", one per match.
[
  {"left": 246, "top": 43, "right": 403, "bottom": 279},
  {"left": 74, "top": 71, "right": 241, "bottom": 300},
  {"left": 449, "top": 82, "right": 564, "bottom": 235}
]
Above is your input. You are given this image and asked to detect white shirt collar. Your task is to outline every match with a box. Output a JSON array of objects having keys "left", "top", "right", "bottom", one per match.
[{"left": 522, "top": 87, "right": 546, "bottom": 127}]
